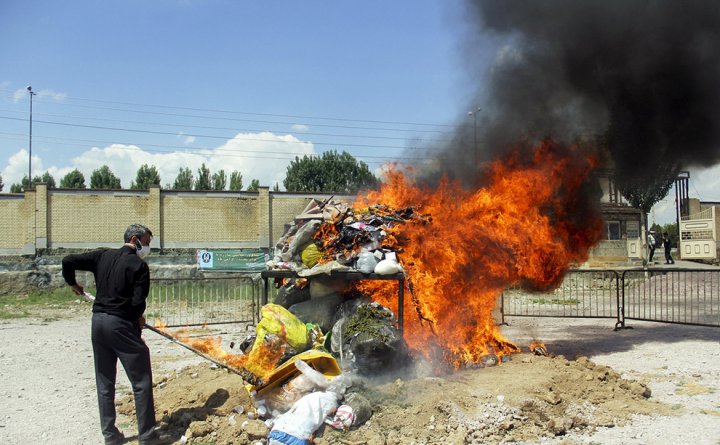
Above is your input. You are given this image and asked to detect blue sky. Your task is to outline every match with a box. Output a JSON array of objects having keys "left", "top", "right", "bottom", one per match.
[
  {"left": 1, "top": 0, "right": 716, "bottom": 224},
  {"left": 0, "top": 0, "right": 481, "bottom": 189}
]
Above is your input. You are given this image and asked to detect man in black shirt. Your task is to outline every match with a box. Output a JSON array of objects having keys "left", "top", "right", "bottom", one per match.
[{"left": 62, "top": 223, "right": 160, "bottom": 445}]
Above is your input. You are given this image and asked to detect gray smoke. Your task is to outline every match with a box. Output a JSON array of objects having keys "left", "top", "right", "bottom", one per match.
[{"left": 426, "top": 1, "right": 720, "bottom": 186}]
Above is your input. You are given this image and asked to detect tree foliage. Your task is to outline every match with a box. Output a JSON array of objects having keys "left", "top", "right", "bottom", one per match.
[
  {"left": 60, "top": 169, "right": 87, "bottom": 189},
  {"left": 195, "top": 163, "right": 211, "bottom": 190},
  {"left": 40, "top": 171, "right": 56, "bottom": 188},
  {"left": 10, "top": 172, "right": 56, "bottom": 192},
  {"left": 616, "top": 163, "right": 678, "bottom": 263},
  {"left": 130, "top": 164, "right": 161, "bottom": 189},
  {"left": 90, "top": 165, "right": 121, "bottom": 189},
  {"left": 283, "top": 150, "right": 378, "bottom": 193},
  {"left": 0, "top": 174, "right": 3, "bottom": 192},
  {"left": 616, "top": 164, "right": 678, "bottom": 214},
  {"left": 11, "top": 176, "right": 31, "bottom": 192},
  {"left": 173, "top": 167, "right": 194, "bottom": 190},
  {"left": 229, "top": 171, "right": 243, "bottom": 191},
  {"left": 247, "top": 179, "right": 260, "bottom": 192},
  {"left": 212, "top": 169, "right": 227, "bottom": 191}
]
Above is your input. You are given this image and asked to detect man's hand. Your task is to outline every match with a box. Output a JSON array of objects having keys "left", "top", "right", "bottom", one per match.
[
  {"left": 70, "top": 284, "right": 84, "bottom": 296},
  {"left": 138, "top": 316, "right": 146, "bottom": 330}
]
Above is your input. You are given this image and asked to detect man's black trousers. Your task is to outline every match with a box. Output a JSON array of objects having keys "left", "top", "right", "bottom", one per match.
[{"left": 91, "top": 312, "right": 156, "bottom": 441}]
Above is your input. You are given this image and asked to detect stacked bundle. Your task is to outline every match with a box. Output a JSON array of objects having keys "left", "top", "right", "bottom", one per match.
[{"left": 268, "top": 198, "right": 429, "bottom": 276}]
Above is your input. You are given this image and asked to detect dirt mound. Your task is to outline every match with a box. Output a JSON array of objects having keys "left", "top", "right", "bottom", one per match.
[{"left": 118, "top": 351, "right": 674, "bottom": 445}]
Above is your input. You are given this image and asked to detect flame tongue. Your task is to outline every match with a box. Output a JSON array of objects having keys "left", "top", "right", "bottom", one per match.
[
  {"left": 162, "top": 327, "right": 284, "bottom": 380},
  {"left": 356, "top": 139, "right": 602, "bottom": 368}
]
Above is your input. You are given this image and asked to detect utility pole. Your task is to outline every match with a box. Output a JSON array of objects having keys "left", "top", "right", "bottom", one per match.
[{"left": 27, "top": 85, "right": 37, "bottom": 190}]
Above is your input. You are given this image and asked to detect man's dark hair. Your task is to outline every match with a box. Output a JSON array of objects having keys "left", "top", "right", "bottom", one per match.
[{"left": 124, "top": 224, "right": 153, "bottom": 243}]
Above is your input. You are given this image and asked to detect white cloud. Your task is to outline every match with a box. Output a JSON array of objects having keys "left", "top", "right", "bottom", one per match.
[
  {"left": 176, "top": 132, "right": 196, "bottom": 145},
  {"left": 12, "top": 87, "right": 67, "bottom": 103},
  {"left": 1, "top": 132, "right": 316, "bottom": 191},
  {"left": 291, "top": 124, "right": 309, "bottom": 132},
  {"left": 12, "top": 89, "right": 25, "bottom": 102},
  {"left": 2, "top": 150, "right": 30, "bottom": 186}
]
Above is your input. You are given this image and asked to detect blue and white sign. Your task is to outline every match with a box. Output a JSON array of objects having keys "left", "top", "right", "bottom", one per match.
[{"left": 197, "top": 250, "right": 214, "bottom": 269}]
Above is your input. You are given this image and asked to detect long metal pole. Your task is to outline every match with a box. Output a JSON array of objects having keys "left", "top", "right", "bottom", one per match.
[
  {"left": 28, "top": 89, "right": 34, "bottom": 186},
  {"left": 143, "top": 323, "right": 259, "bottom": 384}
]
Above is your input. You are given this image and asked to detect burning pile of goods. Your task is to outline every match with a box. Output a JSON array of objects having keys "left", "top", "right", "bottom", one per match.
[
  {"left": 154, "top": 140, "right": 604, "bottom": 442},
  {"left": 154, "top": 200, "right": 429, "bottom": 441}
]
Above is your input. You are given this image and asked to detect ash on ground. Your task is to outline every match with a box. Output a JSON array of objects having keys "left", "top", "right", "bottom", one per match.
[{"left": 119, "top": 352, "right": 670, "bottom": 445}]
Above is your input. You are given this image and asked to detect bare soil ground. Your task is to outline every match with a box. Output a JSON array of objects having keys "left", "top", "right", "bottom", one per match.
[{"left": 1, "top": 307, "right": 719, "bottom": 445}]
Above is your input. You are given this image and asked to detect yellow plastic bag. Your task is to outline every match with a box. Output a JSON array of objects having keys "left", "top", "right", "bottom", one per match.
[
  {"left": 301, "top": 243, "right": 323, "bottom": 268},
  {"left": 252, "top": 304, "right": 309, "bottom": 353}
]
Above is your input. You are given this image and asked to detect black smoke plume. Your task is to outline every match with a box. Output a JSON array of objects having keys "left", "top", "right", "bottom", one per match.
[{"left": 427, "top": 1, "right": 720, "bottom": 188}]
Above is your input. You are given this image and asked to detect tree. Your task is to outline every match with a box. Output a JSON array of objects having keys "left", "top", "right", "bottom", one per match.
[
  {"left": 195, "top": 163, "right": 211, "bottom": 190},
  {"left": 212, "top": 170, "right": 227, "bottom": 191},
  {"left": 90, "top": 165, "right": 121, "bottom": 189},
  {"left": 60, "top": 169, "right": 86, "bottom": 189},
  {"left": 229, "top": 170, "right": 243, "bottom": 191},
  {"left": 273, "top": 182, "right": 280, "bottom": 192},
  {"left": 172, "top": 167, "right": 194, "bottom": 190},
  {"left": 11, "top": 175, "right": 35, "bottom": 192},
  {"left": 283, "top": 150, "right": 378, "bottom": 193},
  {"left": 0, "top": 174, "right": 3, "bottom": 192},
  {"left": 617, "top": 164, "right": 677, "bottom": 226},
  {"left": 130, "top": 164, "right": 160, "bottom": 189},
  {"left": 616, "top": 163, "right": 678, "bottom": 264},
  {"left": 8, "top": 174, "right": 53, "bottom": 192},
  {"left": 40, "top": 171, "right": 56, "bottom": 189},
  {"left": 247, "top": 179, "right": 260, "bottom": 192}
]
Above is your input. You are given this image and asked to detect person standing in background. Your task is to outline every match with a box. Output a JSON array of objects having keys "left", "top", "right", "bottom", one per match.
[
  {"left": 648, "top": 230, "right": 656, "bottom": 262},
  {"left": 663, "top": 232, "right": 675, "bottom": 264}
]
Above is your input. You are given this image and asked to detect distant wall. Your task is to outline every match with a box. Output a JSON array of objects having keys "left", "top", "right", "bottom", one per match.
[
  {"left": 0, "top": 185, "right": 642, "bottom": 263},
  {"left": 0, "top": 184, "right": 353, "bottom": 255}
]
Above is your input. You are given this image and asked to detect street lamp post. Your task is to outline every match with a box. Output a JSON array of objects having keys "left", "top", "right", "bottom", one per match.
[
  {"left": 27, "top": 85, "right": 37, "bottom": 189},
  {"left": 467, "top": 107, "right": 481, "bottom": 166}
]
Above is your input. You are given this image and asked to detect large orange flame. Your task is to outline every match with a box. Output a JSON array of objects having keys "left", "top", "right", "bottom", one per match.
[
  {"left": 355, "top": 139, "right": 603, "bottom": 368},
  {"left": 166, "top": 328, "right": 285, "bottom": 380}
]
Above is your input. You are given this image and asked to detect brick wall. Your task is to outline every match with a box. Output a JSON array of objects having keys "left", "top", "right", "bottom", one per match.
[
  {"left": 0, "top": 185, "right": 354, "bottom": 255},
  {"left": 270, "top": 194, "right": 355, "bottom": 244},
  {"left": 0, "top": 195, "right": 29, "bottom": 254}
]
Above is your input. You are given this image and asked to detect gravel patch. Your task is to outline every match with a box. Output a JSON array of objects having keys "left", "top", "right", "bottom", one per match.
[{"left": 1, "top": 312, "right": 718, "bottom": 444}]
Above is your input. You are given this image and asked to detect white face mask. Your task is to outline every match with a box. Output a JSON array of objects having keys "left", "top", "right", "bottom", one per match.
[{"left": 137, "top": 244, "right": 151, "bottom": 259}]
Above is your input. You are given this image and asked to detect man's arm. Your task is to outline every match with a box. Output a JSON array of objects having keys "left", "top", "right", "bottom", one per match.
[
  {"left": 61, "top": 250, "right": 103, "bottom": 295},
  {"left": 130, "top": 261, "right": 150, "bottom": 321}
]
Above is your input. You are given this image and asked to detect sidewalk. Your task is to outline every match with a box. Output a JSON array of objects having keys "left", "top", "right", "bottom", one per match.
[{"left": 645, "top": 258, "right": 720, "bottom": 269}]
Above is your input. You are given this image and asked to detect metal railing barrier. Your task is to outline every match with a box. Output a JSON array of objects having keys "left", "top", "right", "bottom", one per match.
[
  {"left": 620, "top": 269, "right": 720, "bottom": 328},
  {"left": 147, "top": 269, "right": 719, "bottom": 331},
  {"left": 146, "top": 275, "right": 261, "bottom": 328},
  {"left": 501, "top": 270, "right": 621, "bottom": 327}
]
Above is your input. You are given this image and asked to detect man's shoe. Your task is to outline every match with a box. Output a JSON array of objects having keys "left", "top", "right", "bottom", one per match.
[
  {"left": 104, "top": 432, "right": 125, "bottom": 445},
  {"left": 138, "top": 433, "right": 170, "bottom": 445}
]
